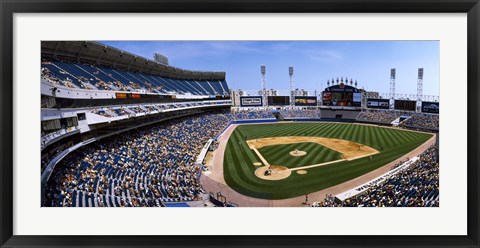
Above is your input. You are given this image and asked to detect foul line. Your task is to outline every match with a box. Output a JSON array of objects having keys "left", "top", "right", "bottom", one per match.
[
  {"left": 251, "top": 147, "right": 271, "bottom": 167},
  {"left": 290, "top": 159, "right": 346, "bottom": 171}
]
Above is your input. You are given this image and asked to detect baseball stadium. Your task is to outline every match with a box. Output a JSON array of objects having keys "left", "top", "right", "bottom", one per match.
[{"left": 41, "top": 41, "right": 439, "bottom": 207}]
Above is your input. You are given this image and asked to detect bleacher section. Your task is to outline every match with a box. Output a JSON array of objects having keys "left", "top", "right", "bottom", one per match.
[
  {"left": 356, "top": 110, "right": 402, "bottom": 124},
  {"left": 232, "top": 110, "right": 275, "bottom": 120},
  {"left": 400, "top": 114, "right": 439, "bottom": 131},
  {"left": 42, "top": 59, "right": 230, "bottom": 96},
  {"left": 279, "top": 109, "right": 321, "bottom": 119}
]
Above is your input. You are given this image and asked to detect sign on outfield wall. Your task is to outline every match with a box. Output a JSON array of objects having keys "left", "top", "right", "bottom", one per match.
[
  {"left": 421, "top": 101, "right": 439, "bottom": 114},
  {"left": 367, "top": 98, "right": 390, "bottom": 109},
  {"left": 294, "top": 96, "right": 318, "bottom": 106},
  {"left": 240, "top": 96, "right": 263, "bottom": 107}
]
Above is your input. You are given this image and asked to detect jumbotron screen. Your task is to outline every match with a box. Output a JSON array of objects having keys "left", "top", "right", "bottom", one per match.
[
  {"left": 421, "top": 101, "right": 439, "bottom": 114},
  {"left": 322, "top": 92, "right": 361, "bottom": 107},
  {"left": 294, "top": 96, "right": 318, "bottom": 106},
  {"left": 394, "top": 100, "right": 416, "bottom": 111},
  {"left": 268, "top": 96, "right": 290, "bottom": 106}
]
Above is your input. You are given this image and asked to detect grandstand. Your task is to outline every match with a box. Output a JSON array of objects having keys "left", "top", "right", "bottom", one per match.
[
  {"left": 41, "top": 41, "right": 229, "bottom": 96},
  {"left": 41, "top": 41, "right": 233, "bottom": 207}
]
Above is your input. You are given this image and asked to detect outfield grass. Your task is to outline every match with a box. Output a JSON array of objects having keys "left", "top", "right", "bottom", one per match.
[
  {"left": 223, "top": 122, "right": 433, "bottom": 200},
  {"left": 258, "top": 142, "right": 343, "bottom": 169}
]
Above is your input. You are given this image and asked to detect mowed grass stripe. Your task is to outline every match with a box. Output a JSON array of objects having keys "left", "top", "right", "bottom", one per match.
[
  {"left": 370, "top": 125, "right": 384, "bottom": 149},
  {"left": 313, "top": 123, "right": 337, "bottom": 137},
  {"left": 329, "top": 124, "right": 346, "bottom": 139},
  {"left": 376, "top": 126, "right": 392, "bottom": 147},
  {"left": 384, "top": 127, "right": 407, "bottom": 145},
  {"left": 310, "top": 123, "right": 331, "bottom": 137},
  {"left": 394, "top": 128, "right": 408, "bottom": 143},
  {"left": 232, "top": 130, "right": 257, "bottom": 162},
  {"left": 261, "top": 143, "right": 298, "bottom": 164},
  {"left": 338, "top": 125, "right": 351, "bottom": 139},
  {"left": 364, "top": 125, "right": 375, "bottom": 147}
]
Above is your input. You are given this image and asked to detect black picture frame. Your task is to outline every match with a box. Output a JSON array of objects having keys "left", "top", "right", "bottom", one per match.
[{"left": 1, "top": 0, "right": 479, "bottom": 247}]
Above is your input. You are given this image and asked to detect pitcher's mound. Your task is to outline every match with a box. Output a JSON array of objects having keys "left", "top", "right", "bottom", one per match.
[
  {"left": 253, "top": 162, "right": 262, "bottom": 166},
  {"left": 296, "top": 170, "right": 308, "bottom": 175},
  {"left": 289, "top": 150, "right": 307, "bottom": 157},
  {"left": 255, "top": 165, "right": 291, "bottom": 180}
]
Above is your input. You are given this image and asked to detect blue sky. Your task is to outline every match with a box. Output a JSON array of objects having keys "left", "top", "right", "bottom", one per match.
[{"left": 99, "top": 41, "right": 439, "bottom": 96}]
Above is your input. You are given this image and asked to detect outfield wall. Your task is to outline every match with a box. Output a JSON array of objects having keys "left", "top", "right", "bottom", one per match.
[{"left": 321, "top": 109, "right": 360, "bottom": 119}]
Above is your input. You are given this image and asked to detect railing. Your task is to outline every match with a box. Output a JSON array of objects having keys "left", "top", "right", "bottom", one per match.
[{"left": 41, "top": 126, "right": 80, "bottom": 150}]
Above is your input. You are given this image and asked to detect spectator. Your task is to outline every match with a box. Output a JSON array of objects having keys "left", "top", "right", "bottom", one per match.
[
  {"left": 44, "top": 110, "right": 233, "bottom": 207},
  {"left": 316, "top": 145, "right": 439, "bottom": 207}
]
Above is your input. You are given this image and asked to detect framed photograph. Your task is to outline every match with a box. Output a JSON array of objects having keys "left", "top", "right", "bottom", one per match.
[{"left": 1, "top": 0, "right": 479, "bottom": 247}]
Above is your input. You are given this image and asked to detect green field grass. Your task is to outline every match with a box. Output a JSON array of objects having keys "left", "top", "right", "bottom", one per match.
[
  {"left": 223, "top": 122, "right": 433, "bottom": 200},
  {"left": 258, "top": 142, "right": 343, "bottom": 169}
]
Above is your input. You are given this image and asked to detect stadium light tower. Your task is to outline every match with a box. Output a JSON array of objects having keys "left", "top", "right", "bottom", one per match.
[
  {"left": 390, "top": 68, "right": 396, "bottom": 110},
  {"left": 417, "top": 68, "right": 424, "bottom": 112},
  {"left": 289, "top": 66, "right": 294, "bottom": 106},
  {"left": 261, "top": 65, "right": 267, "bottom": 107}
]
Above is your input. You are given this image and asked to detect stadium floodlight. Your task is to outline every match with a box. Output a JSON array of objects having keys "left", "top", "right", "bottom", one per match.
[
  {"left": 390, "top": 68, "right": 396, "bottom": 110},
  {"left": 289, "top": 66, "right": 294, "bottom": 106},
  {"left": 417, "top": 68, "right": 424, "bottom": 112},
  {"left": 154, "top": 52, "right": 169, "bottom": 65},
  {"left": 261, "top": 65, "right": 267, "bottom": 107}
]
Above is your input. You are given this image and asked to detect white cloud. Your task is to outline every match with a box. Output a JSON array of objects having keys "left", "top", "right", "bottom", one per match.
[{"left": 304, "top": 49, "right": 343, "bottom": 62}]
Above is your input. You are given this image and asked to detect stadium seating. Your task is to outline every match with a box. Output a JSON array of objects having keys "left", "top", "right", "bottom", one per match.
[
  {"left": 356, "top": 110, "right": 402, "bottom": 124},
  {"left": 317, "top": 145, "right": 439, "bottom": 207},
  {"left": 44, "top": 111, "right": 233, "bottom": 207},
  {"left": 400, "top": 113, "right": 439, "bottom": 130},
  {"left": 279, "top": 109, "right": 321, "bottom": 119},
  {"left": 41, "top": 59, "right": 230, "bottom": 96},
  {"left": 233, "top": 110, "right": 275, "bottom": 120}
]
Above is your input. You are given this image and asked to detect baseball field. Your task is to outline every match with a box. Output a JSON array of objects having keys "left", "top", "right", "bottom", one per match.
[{"left": 223, "top": 122, "right": 433, "bottom": 199}]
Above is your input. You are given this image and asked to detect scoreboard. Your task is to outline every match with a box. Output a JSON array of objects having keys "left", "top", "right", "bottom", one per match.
[
  {"left": 322, "top": 83, "right": 362, "bottom": 107},
  {"left": 240, "top": 96, "right": 263, "bottom": 107},
  {"left": 421, "top": 101, "right": 439, "bottom": 114},
  {"left": 294, "top": 96, "right": 318, "bottom": 106},
  {"left": 322, "top": 91, "right": 361, "bottom": 107},
  {"left": 367, "top": 98, "right": 390, "bottom": 109},
  {"left": 394, "top": 100, "right": 416, "bottom": 111},
  {"left": 268, "top": 96, "right": 290, "bottom": 106}
]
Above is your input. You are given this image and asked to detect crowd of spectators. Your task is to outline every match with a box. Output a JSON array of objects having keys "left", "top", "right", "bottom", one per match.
[
  {"left": 233, "top": 110, "right": 275, "bottom": 119},
  {"left": 129, "top": 107, "right": 144, "bottom": 114},
  {"left": 44, "top": 110, "right": 233, "bottom": 207},
  {"left": 279, "top": 109, "right": 321, "bottom": 119},
  {"left": 400, "top": 114, "right": 439, "bottom": 130},
  {"left": 41, "top": 59, "right": 229, "bottom": 95},
  {"left": 91, "top": 109, "right": 115, "bottom": 118},
  {"left": 41, "top": 65, "right": 77, "bottom": 89},
  {"left": 356, "top": 110, "right": 402, "bottom": 124},
  {"left": 316, "top": 145, "right": 439, "bottom": 207}
]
